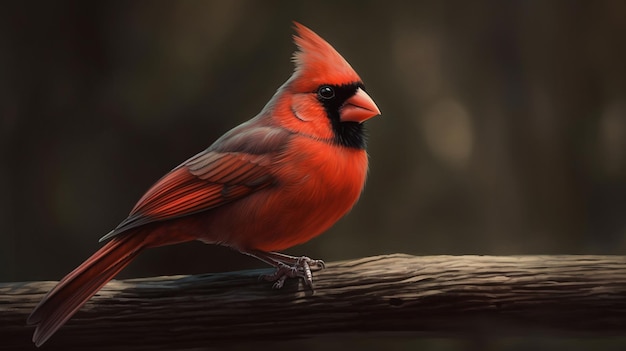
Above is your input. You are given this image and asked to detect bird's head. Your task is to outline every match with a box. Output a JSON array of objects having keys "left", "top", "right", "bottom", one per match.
[{"left": 270, "top": 22, "right": 381, "bottom": 149}]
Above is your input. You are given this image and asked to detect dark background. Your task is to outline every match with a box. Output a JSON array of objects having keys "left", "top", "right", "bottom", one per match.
[{"left": 2, "top": 1, "right": 626, "bottom": 350}]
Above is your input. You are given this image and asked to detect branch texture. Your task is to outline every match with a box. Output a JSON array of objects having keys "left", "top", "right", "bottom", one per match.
[{"left": 2, "top": 254, "right": 626, "bottom": 350}]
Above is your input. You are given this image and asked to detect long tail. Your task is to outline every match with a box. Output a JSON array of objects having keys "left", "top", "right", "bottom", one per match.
[{"left": 27, "top": 234, "right": 146, "bottom": 347}]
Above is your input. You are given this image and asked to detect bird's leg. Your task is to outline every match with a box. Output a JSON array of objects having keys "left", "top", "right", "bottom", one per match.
[{"left": 245, "top": 250, "right": 325, "bottom": 289}]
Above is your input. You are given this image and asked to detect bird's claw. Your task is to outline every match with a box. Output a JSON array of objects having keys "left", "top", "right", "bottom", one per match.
[{"left": 259, "top": 256, "right": 325, "bottom": 290}]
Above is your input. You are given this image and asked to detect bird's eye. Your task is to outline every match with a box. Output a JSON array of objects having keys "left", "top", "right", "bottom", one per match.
[{"left": 317, "top": 85, "right": 335, "bottom": 100}]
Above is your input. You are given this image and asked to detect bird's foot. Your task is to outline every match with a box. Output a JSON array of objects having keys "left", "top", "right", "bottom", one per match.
[
  {"left": 247, "top": 251, "right": 325, "bottom": 290},
  {"left": 260, "top": 256, "right": 325, "bottom": 289}
]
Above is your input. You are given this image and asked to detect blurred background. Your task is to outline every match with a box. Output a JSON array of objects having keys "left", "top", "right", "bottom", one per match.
[{"left": 2, "top": 1, "right": 626, "bottom": 349}]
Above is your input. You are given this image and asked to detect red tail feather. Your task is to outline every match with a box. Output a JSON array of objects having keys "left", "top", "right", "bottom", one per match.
[{"left": 27, "top": 234, "right": 146, "bottom": 347}]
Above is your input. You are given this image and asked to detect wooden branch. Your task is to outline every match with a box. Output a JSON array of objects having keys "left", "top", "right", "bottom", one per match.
[{"left": 2, "top": 254, "right": 626, "bottom": 350}]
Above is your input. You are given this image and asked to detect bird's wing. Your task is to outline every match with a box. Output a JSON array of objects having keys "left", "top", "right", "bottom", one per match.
[{"left": 100, "top": 125, "right": 290, "bottom": 241}]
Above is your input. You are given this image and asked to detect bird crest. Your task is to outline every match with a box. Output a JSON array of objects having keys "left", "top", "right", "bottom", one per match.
[{"left": 291, "top": 22, "right": 362, "bottom": 90}]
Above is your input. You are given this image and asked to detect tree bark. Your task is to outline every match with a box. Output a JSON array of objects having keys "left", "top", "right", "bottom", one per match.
[{"left": 2, "top": 254, "right": 626, "bottom": 350}]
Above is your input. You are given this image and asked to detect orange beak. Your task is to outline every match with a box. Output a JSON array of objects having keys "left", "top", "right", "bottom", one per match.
[{"left": 339, "top": 87, "right": 381, "bottom": 123}]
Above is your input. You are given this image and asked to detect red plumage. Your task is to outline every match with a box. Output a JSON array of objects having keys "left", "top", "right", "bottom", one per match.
[{"left": 28, "top": 22, "right": 380, "bottom": 346}]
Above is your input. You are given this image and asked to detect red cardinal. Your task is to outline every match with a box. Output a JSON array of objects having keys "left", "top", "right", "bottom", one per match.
[{"left": 28, "top": 22, "right": 380, "bottom": 346}]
